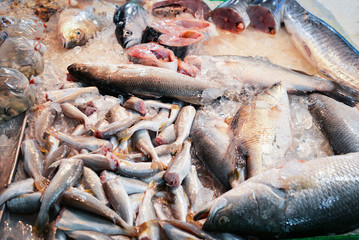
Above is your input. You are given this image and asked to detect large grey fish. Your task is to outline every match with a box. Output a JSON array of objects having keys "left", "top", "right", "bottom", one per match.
[
  {"left": 67, "top": 63, "right": 227, "bottom": 105},
  {"left": 36, "top": 158, "right": 83, "bottom": 231},
  {"left": 58, "top": 8, "right": 105, "bottom": 49},
  {"left": 247, "top": 0, "right": 285, "bottom": 34},
  {"left": 229, "top": 82, "right": 292, "bottom": 178},
  {"left": 6, "top": 192, "right": 42, "bottom": 214},
  {"left": 56, "top": 207, "right": 135, "bottom": 236},
  {"left": 113, "top": 1, "right": 148, "bottom": 49},
  {"left": 210, "top": 0, "right": 250, "bottom": 33},
  {"left": 21, "top": 139, "right": 50, "bottom": 192},
  {"left": 283, "top": 0, "right": 359, "bottom": 93},
  {"left": 196, "top": 152, "right": 359, "bottom": 238},
  {"left": 185, "top": 55, "right": 358, "bottom": 105},
  {"left": 0, "top": 178, "right": 34, "bottom": 206},
  {"left": 308, "top": 94, "right": 359, "bottom": 154}
]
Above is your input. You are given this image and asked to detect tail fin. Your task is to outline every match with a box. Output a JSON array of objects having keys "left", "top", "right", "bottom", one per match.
[{"left": 321, "top": 82, "right": 359, "bottom": 107}]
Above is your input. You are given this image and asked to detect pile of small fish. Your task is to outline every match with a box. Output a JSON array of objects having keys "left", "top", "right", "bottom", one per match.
[{"left": 0, "top": 0, "right": 359, "bottom": 239}]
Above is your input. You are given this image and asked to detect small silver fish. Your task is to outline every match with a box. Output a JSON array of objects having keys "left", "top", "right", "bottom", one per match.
[{"left": 0, "top": 178, "right": 34, "bottom": 206}]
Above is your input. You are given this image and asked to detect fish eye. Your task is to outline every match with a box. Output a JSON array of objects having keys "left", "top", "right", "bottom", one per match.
[
  {"left": 5, "top": 107, "right": 13, "bottom": 116},
  {"left": 75, "top": 30, "right": 81, "bottom": 35},
  {"left": 124, "top": 30, "right": 132, "bottom": 36},
  {"left": 218, "top": 216, "right": 229, "bottom": 226}
]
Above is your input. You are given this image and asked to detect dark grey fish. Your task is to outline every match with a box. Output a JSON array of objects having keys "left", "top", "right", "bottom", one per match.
[
  {"left": 56, "top": 207, "right": 135, "bottom": 236},
  {"left": 67, "top": 63, "right": 226, "bottom": 105},
  {"left": 247, "top": 0, "right": 285, "bottom": 34},
  {"left": 197, "top": 153, "right": 359, "bottom": 238},
  {"left": 211, "top": 0, "right": 250, "bottom": 33},
  {"left": 36, "top": 158, "right": 84, "bottom": 231},
  {"left": 309, "top": 94, "right": 359, "bottom": 154},
  {"left": 6, "top": 192, "right": 41, "bottom": 214},
  {"left": 0, "top": 178, "right": 34, "bottom": 206},
  {"left": 114, "top": 1, "right": 148, "bottom": 48},
  {"left": 283, "top": 0, "right": 359, "bottom": 93},
  {"left": 66, "top": 230, "right": 114, "bottom": 240}
]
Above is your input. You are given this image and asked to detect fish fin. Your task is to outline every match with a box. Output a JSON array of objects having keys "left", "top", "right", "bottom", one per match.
[
  {"left": 193, "top": 204, "right": 211, "bottom": 221},
  {"left": 86, "top": 123, "right": 97, "bottom": 133},
  {"left": 320, "top": 82, "right": 358, "bottom": 107},
  {"left": 35, "top": 177, "right": 50, "bottom": 193},
  {"left": 291, "top": 68, "right": 312, "bottom": 76},
  {"left": 48, "top": 160, "right": 61, "bottom": 169},
  {"left": 170, "top": 142, "right": 182, "bottom": 154},
  {"left": 45, "top": 127, "right": 59, "bottom": 139},
  {"left": 171, "top": 104, "right": 181, "bottom": 110},
  {"left": 151, "top": 160, "right": 167, "bottom": 171}
]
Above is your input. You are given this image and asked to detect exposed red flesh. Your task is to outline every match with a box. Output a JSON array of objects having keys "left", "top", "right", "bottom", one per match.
[
  {"left": 247, "top": 6, "right": 276, "bottom": 34},
  {"left": 211, "top": 8, "right": 245, "bottom": 33}
]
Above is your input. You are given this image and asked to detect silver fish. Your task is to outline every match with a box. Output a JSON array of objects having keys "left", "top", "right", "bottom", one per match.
[
  {"left": 162, "top": 100, "right": 184, "bottom": 128},
  {"left": 0, "top": 178, "right": 34, "bottom": 206},
  {"left": 56, "top": 207, "right": 136, "bottom": 236},
  {"left": 230, "top": 82, "right": 292, "bottom": 178},
  {"left": 309, "top": 93, "right": 359, "bottom": 154},
  {"left": 155, "top": 124, "right": 176, "bottom": 145},
  {"left": 58, "top": 8, "right": 105, "bottom": 49},
  {"left": 45, "top": 87, "right": 99, "bottom": 103},
  {"left": 198, "top": 152, "right": 359, "bottom": 238},
  {"left": 36, "top": 158, "right": 84, "bottom": 231},
  {"left": 129, "top": 193, "right": 144, "bottom": 216},
  {"left": 6, "top": 192, "right": 41, "bottom": 214},
  {"left": 67, "top": 63, "right": 227, "bottom": 105},
  {"left": 247, "top": 0, "right": 285, "bottom": 34},
  {"left": 82, "top": 167, "right": 108, "bottom": 205},
  {"left": 34, "top": 107, "right": 57, "bottom": 142},
  {"left": 164, "top": 140, "right": 191, "bottom": 187},
  {"left": 61, "top": 103, "right": 95, "bottom": 131},
  {"left": 283, "top": 0, "right": 359, "bottom": 93},
  {"left": 103, "top": 178, "right": 133, "bottom": 226},
  {"left": 170, "top": 185, "right": 188, "bottom": 222},
  {"left": 211, "top": 0, "right": 250, "bottom": 33},
  {"left": 123, "top": 96, "right": 146, "bottom": 115},
  {"left": 116, "top": 159, "right": 161, "bottom": 179},
  {"left": 21, "top": 139, "right": 50, "bottom": 192},
  {"left": 71, "top": 153, "right": 118, "bottom": 171},
  {"left": 62, "top": 187, "right": 136, "bottom": 233}
]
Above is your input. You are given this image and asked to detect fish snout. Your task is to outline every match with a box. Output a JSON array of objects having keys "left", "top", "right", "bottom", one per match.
[{"left": 60, "top": 36, "right": 67, "bottom": 48}]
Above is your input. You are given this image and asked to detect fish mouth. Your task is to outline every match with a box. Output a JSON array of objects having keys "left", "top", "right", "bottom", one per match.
[
  {"left": 60, "top": 36, "right": 67, "bottom": 48},
  {"left": 193, "top": 204, "right": 211, "bottom": 221}
]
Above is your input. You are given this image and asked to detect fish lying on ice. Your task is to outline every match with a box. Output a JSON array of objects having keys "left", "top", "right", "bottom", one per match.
[
  {"left": 196, "top": 152, "right": 359, "bottom": 238},
  {"left": 283, "top": 0, "right": 359, "bottom": 93}
]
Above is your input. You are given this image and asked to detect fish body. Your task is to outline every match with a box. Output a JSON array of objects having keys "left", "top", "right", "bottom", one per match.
[
  {"left": 283, "top": 0, "right": 359, "bottom": 92},
  {"left": 211, "top": 0, "right": 250, "bottom": 33},
  {"left": 100, "top": 170, "right": 148, "bottom": 194},
  {"left": 230, "top": 83, "right": 292, "bottom": 177},
  {"left": 0, "top": 67, "right": 35, "bottom": 124},
  {"left": 67, "top": 63, "right": 225, "bottom": 105},
  {"left": 58, "top": 8, "right": 105, "bottom": 49},
  {"left": 34, "top": 107, "right": 56, "bottom": 142},
  {"left": 247, "top": 0, "right": 285, "bottom": 34},
  {"left": 71, "top": 154, "right": 118, "bottom": 171},
  {"left": 309, "top": 94, "right": 359, "bottom": 154},
  {"left": 6, "top": 192, "right": 42, "bottom": 214},
  {"left": 114, "top": 1, "right": 148, "bottom": 49},
  {"left": 66, "top": 230, "right": 113, "bottom": 240},
  {"left": 200, "top": 153, "right": 359, "bottom": 238},
  {"left": 170, "top": 185, "right": 188, "bottom": 222},
  {"left": 82, "top": 167, "right": 108, "bottom": 205},
  {"left": 0, "top": 178, "right": 34, "bottom": 206}
]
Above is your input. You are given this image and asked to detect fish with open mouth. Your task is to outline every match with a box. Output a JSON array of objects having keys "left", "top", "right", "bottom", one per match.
[{"left": 113, "top": 1, "right": 148, "bottom": 49}]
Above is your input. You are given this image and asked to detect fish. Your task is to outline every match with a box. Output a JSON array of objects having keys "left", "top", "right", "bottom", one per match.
[
  {"left": 186, "top": 55, "right": 357, "bottom": 105},
  {"left": 127, "top": 43, "right": 179, "bottom": 72},
  {"left": 170, "top": 185, "right": 188, "bottom": 222},
  {"left": 133, "top": 129, "right": 167, "bottom": 170},
  {"left": 62, "top": 187, "right": 136, "bottom": 233},
  {"left": 21, "top": 139, "right": 50, "bottom": 192},
  {"left": 148, "top": 0, "right": 211, "bottom": 20},
  {"left": 60, "top": 103, "right": 95, "bottom": 131},
  {"left": 116, "top": 159, "right": 162, "bottom": 179},
  {"left": 56, "top": 207, "right": 135, "bottom": 236},
  {"left": 162, "top": 100, "right": 183, "bottom": 128},
  {"left": 67, "top": 63, "right": 226, "bottom": 105},
  {"left": 192, "top": 111, "right": 236, "bottom": 189},
  {"left": 66, "top": 230, "right": 114, "bottom": 240},
  {"left": 129, "top": 193, "right": 144, "bottom": 216},
  {"left": 308, "top": 94, "right": 359, "bottom": 154},
  {"left": 36, "top": 158, "right": 84, "bottom": 231},
  {"left": 113, "top": 1, "right": 148, "bottom": 49},
  {"left": 58, "top": 8, "right": 105, "bottom": 49},
  {"left": 34, "top": 107, "right": 57, "bottom": 142},
  {"left": 70, "top": 153, "right": 118, "bottom": 171},
  {"left": 0, "top": 67, "right": 35, "bottom": 124},
  {"left": 164, "top": 140, "right": 191, "bottom": 187},
  {"left": 123, "top": 96, "right": 146, "bottom": 115},
  {"left": 197, "top": 153, "right": 359, "bottom": 237},
  {"left": 82, "top": 167, "right": 108, "bottom": 205},
  {"left": 155, "top": 124, "right": 176, "bottom": 145},
  {"left": 229, "top": 82, "right": 292, "bottom": 178},
  {"left": 247, "top": 0, "right": 285, "bottom": 34},
  {"left": 6, "top": 192, "right": 42, "bottom": 214},
  {"left": 103, "top": 178, "right": 134, "bottom": 225},
  {"left": 210, "top": 0, "right": 250, "bottom": 33},
  {"left": 159, "top": 221, "right": 201, "bottom": 239},
  {"left": 0, "top": 178, "right": 34, "bottom": 206},
  {"left": 283, "top": 0, "right": 359, "bottom": 93},
  {"left": 100, "top": 171, "right": 148, "bottom": 195},
  {"left": 45, "top": 87, "right": 99, "bottom": 103},
  {"left": 143, "top": 99, "right": 180, "bottom": 111}
]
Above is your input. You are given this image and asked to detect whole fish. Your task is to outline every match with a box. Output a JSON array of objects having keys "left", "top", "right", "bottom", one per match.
[
  {"left": 0, "top": 178, "right": 34, "bottom": 206},
  {"left": 116, "top": 159, "right": 161, "bottom": 179},
  {"left": 70, "top": 153, "right": 118, "bottom": 171},
  {"left": 21, "top": 139, "right": 50, "bottom": 192},
  {"left": 0, "top": 67, "right": 35, "bottom": 124},
  {"left": 82, "top": 167, "right": 108, "bottom": 205},
  {"left": 197, "top": 153, "right": 359, "bottom": 238},
  {"left": 56, "top": 207, "right": 135, "bottom": 236},
  {"left": 155, "top": 124, "right": 176, "bottom": 145},
  {"left": 36, "top": 158, "right": 83, "bottom": 231},
  {"left": 67, "top": 63, "right": 227, "bottom": 105},
  {"left": 247, "top": 0, "right": 285, "bottom": 34},
  {"left": 308, "top": 94, "right": 359, "bottom": 154},
  {"left": 60, "top": 103, "right": 95, "bottom": 131},
  {"left": 103, "top": 178, "right": 133, "bottom": 225},
  {"left": 58, "top": 8, "right": 105, "bottom": 49},
  {"left": 6, "top": 192, "right": 42, "bottom": 214},
  {"left": 283, "top": 0, "right": 359, "bottom": 93},
  {"left": 230, "top": 82, "right": 292, "bottom": 178},
  {"left": 45, "top": 87, "right": 99, "bottom": 103},
  {"left": 113, "top": 1, "right": 148, "bottom": 49},
  {"left": 62, "top": 187, "right": 136, "bottom": 233},
  {"left": 211, "top": 0, "right": 250, "bottom": 33}
]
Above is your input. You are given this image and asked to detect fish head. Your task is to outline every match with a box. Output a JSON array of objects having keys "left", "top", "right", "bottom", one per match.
[
  {"left": 60, "top": 25, "right": 88, "bottom": 49},
  {"left": 115, "top": 21, "right": 143, "bottom": 49}
]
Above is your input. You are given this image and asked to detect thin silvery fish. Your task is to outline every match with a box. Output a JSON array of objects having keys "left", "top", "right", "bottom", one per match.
[{"left": 0, "top": 178, "right": 34, "bottom": 206}]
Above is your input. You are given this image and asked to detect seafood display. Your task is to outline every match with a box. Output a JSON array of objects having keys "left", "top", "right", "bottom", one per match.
[{"left": 0, "top": 0, "right": 359, "bottom": 239}]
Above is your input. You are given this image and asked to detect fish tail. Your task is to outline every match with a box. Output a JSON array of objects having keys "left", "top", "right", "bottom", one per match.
[
  {"left": 35, "top": 176, "right": 50, "bottom": 192},
  {"left": 171, "top": 104, "right": 181, "bottom": 110},
  {"left": 150, "top": 159, "right": 167, "bottom": 171},
  {"left": 170, "top": 142, "right": 182, "bottom": 154},
  {"left": 322, "top": 82, "right": 359, "bottom": 107}
]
